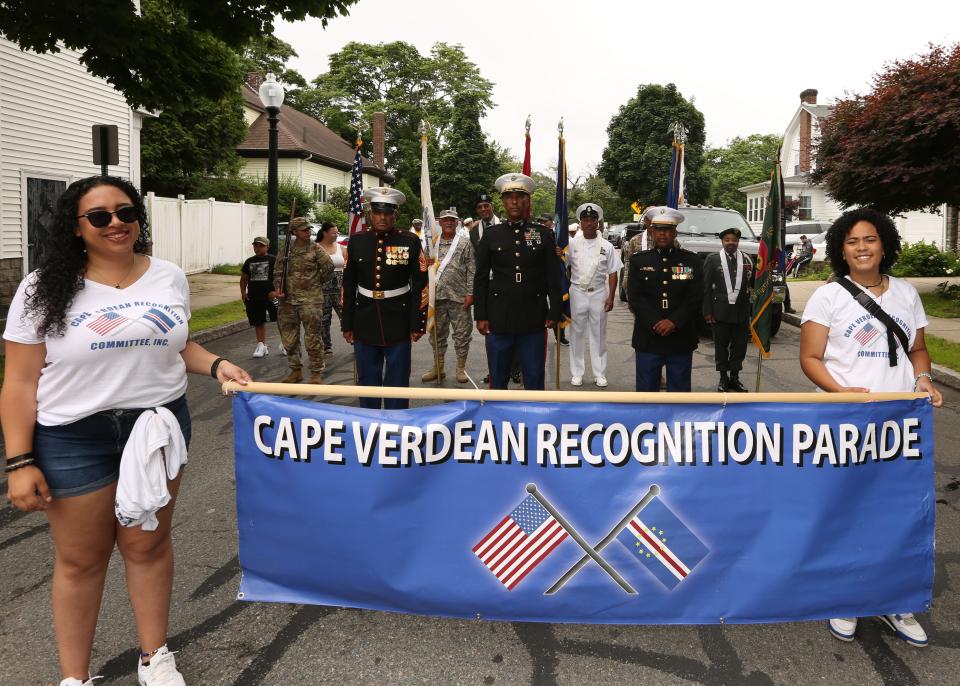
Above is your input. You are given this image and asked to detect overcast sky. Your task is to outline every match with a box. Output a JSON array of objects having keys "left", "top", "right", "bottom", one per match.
[{"left": 275, "top": 0, "right": 958, "bottom": 178}]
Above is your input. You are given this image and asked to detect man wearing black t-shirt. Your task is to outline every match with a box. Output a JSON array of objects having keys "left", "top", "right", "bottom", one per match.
[{"left": 241, "top": 237, "right": 278, "bottom": 357}]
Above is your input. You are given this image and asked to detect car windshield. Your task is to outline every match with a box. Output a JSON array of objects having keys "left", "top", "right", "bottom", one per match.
[{"left": 679, "top": 209, "right": 756, "bottom": 240}]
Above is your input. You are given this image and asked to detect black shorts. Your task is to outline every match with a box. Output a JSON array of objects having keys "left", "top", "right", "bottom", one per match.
[{"left": 245, "top": 297, "right": 278, "bottom": 326}]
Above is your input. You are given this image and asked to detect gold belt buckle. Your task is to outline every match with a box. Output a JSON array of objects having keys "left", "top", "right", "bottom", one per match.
[
  {"left": 661, "top": 299, "right": 669, "bottom": 309},
  {"left": 372, "top": 290, "right": 385, "bottom": 299}
]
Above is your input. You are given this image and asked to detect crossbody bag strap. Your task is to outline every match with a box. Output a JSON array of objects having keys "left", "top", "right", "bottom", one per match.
[{"left": 835, "top": 277, "right": 910, "bottom": 367}]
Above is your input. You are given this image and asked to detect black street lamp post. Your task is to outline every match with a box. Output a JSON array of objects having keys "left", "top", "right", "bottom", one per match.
[{"left": 258, "top": 73, "right": 285, "bottom": 252}]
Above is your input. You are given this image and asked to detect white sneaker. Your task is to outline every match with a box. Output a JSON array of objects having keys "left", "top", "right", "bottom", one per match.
[
  {"left": 138, "top": 646, "right": 186, "bottom": 686},
  {"left": 595, "top": 376, "right": 608, "bottom": 388},
  {"left": 828, "top": 617, "right": 857, "bottom": 641},
  {"left": 252, "top": 342, "right": 267, "bottom": 358},
  {"left": 879, "top": 613, "right": 929, "bottom": 647},
  {"left": 278, "top": 346, "right": 287, "bottom": 356},
  {"left": 571, "top": 376, "right": 583, "bottom": 387},
  {"left": 60, "top": 678, "right": 101, "bottom": 686}
]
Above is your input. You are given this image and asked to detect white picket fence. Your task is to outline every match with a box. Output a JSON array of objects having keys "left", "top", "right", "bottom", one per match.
[{"left": 145, "top": 192, "right": 268, "bottom": 274}]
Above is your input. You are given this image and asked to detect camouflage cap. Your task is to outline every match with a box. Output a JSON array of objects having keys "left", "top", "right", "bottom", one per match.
[
  {"left": 252, "top": 236, "right": 270, "bottom": 245},
  {"left": 289, "top": 217, "right": 311, "bottom": 231}
]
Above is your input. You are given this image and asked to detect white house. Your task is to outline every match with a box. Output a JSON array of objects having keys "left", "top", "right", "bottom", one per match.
[
  {"left": 237, "top": 75, "right": 392, "bottom": 203},
  {"left": 740, "top": 89, "right": 951, "bottom": 247},
  {"left": 0, "top": 37, "right": 150, "bottom": 309}
]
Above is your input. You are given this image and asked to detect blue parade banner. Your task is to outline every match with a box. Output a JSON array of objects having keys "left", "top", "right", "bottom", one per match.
[{"left": 232, "top": 394, "right": 934, "bottom": 624}]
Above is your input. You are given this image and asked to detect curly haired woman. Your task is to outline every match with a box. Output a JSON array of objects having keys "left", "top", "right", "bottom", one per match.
[{"left": 1, "top": 176, "right": 251, "bottom": 685}]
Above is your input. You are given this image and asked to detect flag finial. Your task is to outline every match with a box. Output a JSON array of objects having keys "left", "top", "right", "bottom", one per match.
[
  {"left": 418, "top": 119, "right": 429, "bottom": 138},
  {"left": 558, "top": 117, "right": 564, "bottom": 135},
  {"left": 525, "top": 115, "right": 532, "bottom": 133},
  {"left": 669, "top": 121, "right": 688, "bottom": 144}
]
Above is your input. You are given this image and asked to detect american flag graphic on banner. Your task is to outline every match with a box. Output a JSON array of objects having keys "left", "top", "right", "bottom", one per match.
[
  {"left": 86, "top": 311, "right": 128, "bottom": 335},
  {"left": 473, "top": 494, "right": 568, "bottom": 590},
  {"left": 854, "top": 322, "right": 880, "bottom": 347},
  {"left": 347, "top": 143, "right": 366, "bottom": 236},
  {"left": 616, "top": 496, "right": 709, "bottom": 590}
]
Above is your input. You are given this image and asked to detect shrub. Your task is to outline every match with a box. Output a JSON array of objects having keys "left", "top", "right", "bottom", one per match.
[
  {"left": 891, "top": 242, "right": 955, "bottom": 277},
  {"left": 314, "top": 203, "right": 347, "bottom": 230}
]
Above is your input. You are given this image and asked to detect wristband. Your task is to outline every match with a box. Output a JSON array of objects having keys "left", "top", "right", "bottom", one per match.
[
  {"left": 211, "top": 357, "right": 227, "bottom": 379},
  {"left": 4, "top": 457, "right": 35, "bottom": 473},
  {"left": 914, "top": 371, "right": 933, "bottom": 390},
  {"left": 5, "top": 451, "right": 33, "bottom": 464}
]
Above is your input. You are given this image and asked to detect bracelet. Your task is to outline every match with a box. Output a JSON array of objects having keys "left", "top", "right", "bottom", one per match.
[
  {"left": 4, "top": 457, "right": 35, "bottom": 473},
  {"left": 914, "top": 371, "right": 933, "bottom": 390},
  {"left": 211, "top": 357, "right": 227, "bottom": 379},
  {"left": 5, "top": 451, "right": 33, "bottom": 464}
]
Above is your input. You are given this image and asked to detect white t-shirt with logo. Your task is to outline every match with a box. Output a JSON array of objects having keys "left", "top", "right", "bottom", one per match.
[
  {"left": 567, "top": 235, "right": 623, "bottom": 292},
  {"left": 800, "top": 276, "right": 927, "bottom": 392},
  {"left": 4, "top": 257, "right": 191, "bottom": 426}
]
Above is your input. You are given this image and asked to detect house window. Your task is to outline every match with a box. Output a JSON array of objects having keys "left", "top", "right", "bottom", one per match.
[
  {"left": 798, "top": 195, "right": 812, "bottom": 220},
  {"left": 749, "top": 197, "right": 757, "bottom": 222},
  {"left": 759, "top": 197, "right": 766, "bottom": 222},
  {"left": 313, "top": 183, "right": 328, "bottom": 203}
]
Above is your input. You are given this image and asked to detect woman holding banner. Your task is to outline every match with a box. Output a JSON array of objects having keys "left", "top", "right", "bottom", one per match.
[
  {"left": 799, "top": 207, "right": 942, "bottom": 648},
  {"left": 1, "top": 176, "right": 251, "bottom": 685}
]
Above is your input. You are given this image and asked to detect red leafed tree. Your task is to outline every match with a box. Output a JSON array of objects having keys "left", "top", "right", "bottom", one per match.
[{"left": 813, "top": 43, "right": 960, "bottom": 216}]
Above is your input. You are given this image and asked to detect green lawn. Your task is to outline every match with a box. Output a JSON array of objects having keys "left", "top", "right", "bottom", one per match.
[
  {"left": 920, "top": 291, "right": 960, "bottom": 319},
  {"left": 787, "top": 264, "right": 832, "bottom": 282},
  {"left": 210, "top": 263, "right": 243, "bottom": 276},
  {"left": 927, "top": 334, "right": 960, "bottom": 374},
  {"left": 189, "top": 300, "right": 246, "bottom": 334}
]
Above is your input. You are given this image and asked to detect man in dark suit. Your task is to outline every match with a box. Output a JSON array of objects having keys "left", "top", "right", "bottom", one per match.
[
  {"left": 469, "top": 193, "right": 500, "bottom": 250},
  {"left": 703, "top": 227, "right": 754, "bottom": 392},
  {"left": 474, "top": 173, "right": 562, "bottom": 390},
  {"left": 342, "top": 187, "right": 428, "bottom": 409},
  {"left": 627, "top": 207, "right": 703, "bottom": 392}
]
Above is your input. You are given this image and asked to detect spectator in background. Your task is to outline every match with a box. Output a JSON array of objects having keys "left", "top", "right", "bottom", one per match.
[
  {"left": 800, "top": 207, "right": 942, "bottom": 648},
  {"left": 315, "top": 222, "right": 347, "bottom": 358},
  {"left": 241, "top": 236, "right": 278, "bottom": 358}
]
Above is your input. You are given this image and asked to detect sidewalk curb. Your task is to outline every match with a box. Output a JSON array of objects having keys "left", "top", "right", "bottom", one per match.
[
  {"left": 191, "top": 319, "right": 249, "bottom": 346},
  {"left": 781, "top": 313, "right": 960, "bottom": 393}
]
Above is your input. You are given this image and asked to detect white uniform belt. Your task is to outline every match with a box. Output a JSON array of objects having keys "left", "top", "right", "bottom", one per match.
[
  {"left": 572, "top": 284, "right": 599, "bottom": 292},
  {"left": 358, "top": 285, "right": 410, "bottom": 299}
]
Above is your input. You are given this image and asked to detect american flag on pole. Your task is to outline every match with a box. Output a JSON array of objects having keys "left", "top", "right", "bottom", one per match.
[
  {"left": 347, "top": 140, "right": 366, "bottom": 236},
  {"left": 86, "top": 311, "right": 129, "bottom": 335},
  {"left": 854, "top": 322, "right": 880, "bottom": 347},
  {"left": 419, "top": 122, "right": 438, "bottom": 331},
  {"left": 616, "top": 495, "right": 708, "bottom": 590},
  {"left": 472, "top": 493, "right": 568, "bottom": 590}
]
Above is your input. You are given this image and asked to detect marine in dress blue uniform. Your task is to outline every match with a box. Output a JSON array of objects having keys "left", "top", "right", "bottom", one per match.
[
  {"left": 473, "top": 173, "right": 562, "bottom": 390},
  {"left": 627, "top": 207, "right": 703, "bottom": 391},
  {"left": 342, "top": 187, "right": 428, "bottom": 409}
]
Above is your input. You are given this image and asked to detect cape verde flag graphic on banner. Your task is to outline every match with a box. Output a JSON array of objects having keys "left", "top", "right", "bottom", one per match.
[
  {"left": 616, "top": 496, "right": 709, "bottom": 590},
  {"left": 473, "top": 493, "right": 568, "bottom": 590}
]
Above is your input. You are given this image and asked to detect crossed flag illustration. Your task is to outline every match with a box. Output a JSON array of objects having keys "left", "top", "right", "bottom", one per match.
[{"left": 472, "top": 484, "right": 709, "bottom": 594}]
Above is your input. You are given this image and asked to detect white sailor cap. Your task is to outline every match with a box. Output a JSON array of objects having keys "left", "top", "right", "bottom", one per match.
[
  {"left": 363, "top": 187, "right": 406, "bottom": 209},
  {"left": 495, "top": 173, "right": 535, "bottom": 195},
  {"left": 437, "top": 208, "right": 460, "bottom": 220},
  {"left": 576, "top": 202, "right": 604, "bottom": 222},
  {"left": 648, "top": 206, "right": 685, "bottom": 228}
]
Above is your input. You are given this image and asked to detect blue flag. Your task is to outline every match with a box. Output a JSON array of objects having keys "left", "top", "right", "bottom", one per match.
[
  {"left": 554, "top": 135, "right": 571, "bottom": 328},
  {"left": 666, "top": 141, "right": 686, "bottom": 209}
]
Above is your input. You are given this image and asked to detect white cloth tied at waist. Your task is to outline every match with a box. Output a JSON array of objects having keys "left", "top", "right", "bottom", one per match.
[
  {"left": 115, "top": 406, "right": 188, "bottom": 531},
  {"left": 358, "top": 284, "right": 411, "bottom": 299}
]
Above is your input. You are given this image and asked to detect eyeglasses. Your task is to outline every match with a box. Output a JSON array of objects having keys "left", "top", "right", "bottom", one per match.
[{"left": 78, "top": 206, "right": 139, "bottom": 228}]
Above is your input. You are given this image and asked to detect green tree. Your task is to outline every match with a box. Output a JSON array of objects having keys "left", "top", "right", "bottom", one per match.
[
  {"left": 296, "top": 42, "right": 495, "bottom": 193},
  {"left": 432, "top": 94, "right": 502, "bottom": 216},
  {"left": 598, "top": 83, "right": 707, "bottom": 207},
  {"left": 813, "top": 43, "right": 960, "bottom": 216},
  {"left": 569, "top": 175, "right": 634, "bottom": 223},
  {"left": 237, "top": 34, "right": 308, "bottom": 103},
  {"left": 704, "top": 134, "right": 782, "bottom": 215},
  {"left": 328, "top": 186, "right": 350, "bottom": 212},
  {"left": 0, "top": 0, "right": 357, "bottom": 112}
]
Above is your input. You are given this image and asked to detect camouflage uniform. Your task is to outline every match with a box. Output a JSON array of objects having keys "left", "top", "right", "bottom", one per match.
[
  {"left": 274, "top": 241, "right": 334, "bottom": 373},
  {"left": 431, "top": 234, "right": 475, "bottom": 360},
  {"left": 620, "top": 230, "right": 648, "bottom": 295}
]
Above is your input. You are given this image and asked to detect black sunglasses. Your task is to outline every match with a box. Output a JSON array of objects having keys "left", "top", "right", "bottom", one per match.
[{"left": 78, "top": 206, "right": 139, "bottom": 228}]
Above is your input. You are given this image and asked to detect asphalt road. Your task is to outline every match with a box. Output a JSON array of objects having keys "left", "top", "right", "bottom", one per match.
[{"left": 3, "top": 307, "right": 960, "bottom": 686}]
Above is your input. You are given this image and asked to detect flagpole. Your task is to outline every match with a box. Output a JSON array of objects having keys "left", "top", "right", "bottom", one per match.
[
  {"left": 525, "top": 484, "right": 637, "bottom": 595},
  {"left": 419, "top": 120, "right": 443, "bottom": 385},
  {"left": 755, "top": 347, "right": 763, "bottom": 392}
]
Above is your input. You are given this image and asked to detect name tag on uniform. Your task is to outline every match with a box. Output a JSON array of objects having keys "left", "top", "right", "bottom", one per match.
[
  {"left": 385, "top": 246, "right": 409, "bottom": 265},
  {"left": 671, "top": 265, "right": 694, "bottom": 280},
  {"left": 640, "top": 266, "right": 656, "bottom": 272}
]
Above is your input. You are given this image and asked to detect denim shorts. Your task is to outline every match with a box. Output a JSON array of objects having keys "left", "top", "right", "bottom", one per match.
[{"left": 32, "top": 396, "right": 192, "bottom": 498}]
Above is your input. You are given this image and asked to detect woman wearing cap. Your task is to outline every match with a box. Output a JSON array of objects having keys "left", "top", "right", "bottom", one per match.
[
  {"left": 799, "top": 207, "right": 942, "bottom": 648},
  {"left": 1, "top": 176, "right": 251, "bottom": 685}
]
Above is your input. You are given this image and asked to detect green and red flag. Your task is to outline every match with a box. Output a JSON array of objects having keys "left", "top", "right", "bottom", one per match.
[{"left": 749, "top": 156, "right": 784, "bottom": 357}]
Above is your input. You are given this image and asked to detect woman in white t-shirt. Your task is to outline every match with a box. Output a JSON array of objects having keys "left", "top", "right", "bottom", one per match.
[
  {"left": 799, "top": 208, "right": 942, "bottom": 650},
  {"left": 0, "top": 176, "right": 251, "bottom": 686},
  {"left": 315, "top": 221, "right": 346, "bottom": 356}
]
